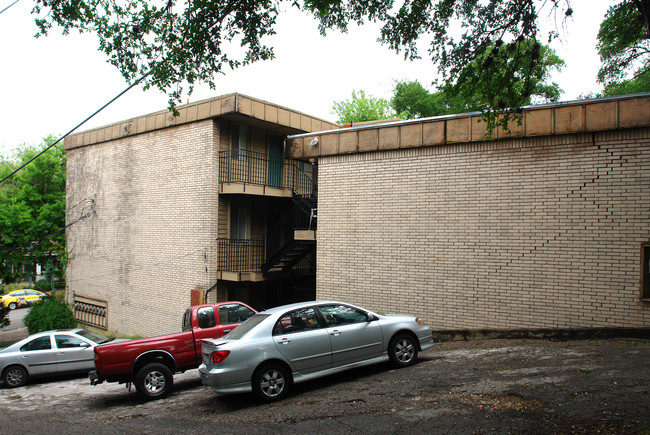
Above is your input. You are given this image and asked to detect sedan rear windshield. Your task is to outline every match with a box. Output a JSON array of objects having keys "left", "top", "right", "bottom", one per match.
[
  {"left": 77, "top": 329, "right": 112, "bottom": 344},
  {"left": 225, "top": 314, "right": 270, "bottom": 340}
]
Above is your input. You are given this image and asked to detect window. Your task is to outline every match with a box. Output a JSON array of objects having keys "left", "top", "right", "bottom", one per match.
[
  {"left": 218, "top": 303, "right": 256, "bottom": 325},
  {"left": 55, "top": 335, "right": 87, "bottom": 349},
  {"left": 20, "top": 336, "right": 52, "bottom": 352},
  {"left": 231, "top": 124, "right": 250, "bottom": 160},
  {"left": 182, "top": 310, "right": 192, "bottom": 332},
  {"left": 318, "top": 304, "right": 369, "bottom": 326},
  {"left": 641, "top": 243, "right": 650, "bottom": 302},
  {"left": 230, "top": 205, "right": 249, "bottom": 240},
  {"left": 272, "top": 307, "right": 322, "bottom": 335},
  {"left": 197, "top": 306, "right": 216, "bottom": 329}
]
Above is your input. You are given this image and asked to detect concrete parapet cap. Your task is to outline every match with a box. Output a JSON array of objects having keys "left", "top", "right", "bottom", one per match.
[
  {"left": 64, "top": 93, "right": 338, "bottom": 150},
  {"left": 287, "top": 93, "right": 650, "bottom": 159}
]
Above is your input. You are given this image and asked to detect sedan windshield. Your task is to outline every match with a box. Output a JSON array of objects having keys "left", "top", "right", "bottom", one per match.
[
  {"left": 225, "top": 314, "right": 270, "bottom": 339},
  {"left": 77, "top": 329, "right": 112, "bottom": 344}
]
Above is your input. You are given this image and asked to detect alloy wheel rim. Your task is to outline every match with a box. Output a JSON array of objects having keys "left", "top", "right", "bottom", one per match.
[
  {"left": 261, "top": 370, "right": 285, "bottom": 397},
  {"left": 396, "top": 339, "right": 414, "bottom": 363},
  {"left": 6, "top": 369, "right": 24, "bottom": 386},
  {"left": 144, "top": 370, "right": 165, "bottom": 393}
]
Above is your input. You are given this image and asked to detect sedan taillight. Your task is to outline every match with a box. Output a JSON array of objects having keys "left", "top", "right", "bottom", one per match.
[{"left": 210, "top": 350, "right": 230, "bottom": 363}]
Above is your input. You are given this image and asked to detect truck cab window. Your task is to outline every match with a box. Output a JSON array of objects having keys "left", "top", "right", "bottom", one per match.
[{"left": 197, "top": 307, "right": 216, "bottom": 329}]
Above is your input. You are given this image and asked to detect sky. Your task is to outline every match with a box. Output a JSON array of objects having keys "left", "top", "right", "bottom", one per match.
[{"left": 0, "top": 0, "right": 613, "bottom": 156}]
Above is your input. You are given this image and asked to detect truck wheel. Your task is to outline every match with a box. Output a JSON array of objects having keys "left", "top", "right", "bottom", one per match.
[
  {"left": 134, "top": 362, "right": 173, "bottom": 400},
  {"left": 3, "top": 365, "right": 27, "bottom": 388}
]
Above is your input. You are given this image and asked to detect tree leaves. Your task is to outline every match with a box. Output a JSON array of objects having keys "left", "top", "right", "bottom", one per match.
[
  {"left": 597, "top": 1, "right": 650, "bottom": 87},
  {"left": 0, "top": 138, "right": 65, "bottom": 284},
  {"left": 27, "top": 0, "right": 648, "bottom": 123},
  {"left": 332, "top": 89, "right": 395, "bottom": 123}
]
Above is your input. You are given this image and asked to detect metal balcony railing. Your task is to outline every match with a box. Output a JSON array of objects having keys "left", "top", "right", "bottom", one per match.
[
  {"left": 217, "top": 239, "right": 264, "bottom": 272},
  {"left": 219, "top": 150, "right": 316, "bottom": 196}
]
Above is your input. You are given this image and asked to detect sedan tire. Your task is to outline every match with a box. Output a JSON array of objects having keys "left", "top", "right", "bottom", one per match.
[
  {"left": 388, "top": 333, "right": 418, "bottom": 368},
  {"left": 134, "top": 362, "right": 173, "bottom": 400},
  {"left": 8, "top": 302, "right": 17, "bottom": 310},
  {"left": 253, "top": 363, "right": 291, "bottom": 402},
  {"left": 3, "top": 365, "right": 27, "bottom": 388}
]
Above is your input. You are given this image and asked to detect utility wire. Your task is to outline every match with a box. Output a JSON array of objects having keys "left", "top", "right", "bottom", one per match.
[
  {"left": 1, "top": 70, "right": 152, "bottom": 185},
  {"left": 0, "top": 0, "right": 19, "bottom": 15}
]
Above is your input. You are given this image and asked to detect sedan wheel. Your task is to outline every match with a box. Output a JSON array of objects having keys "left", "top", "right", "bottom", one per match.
[
  {"left": 3, "top": 365, "right": 27, "bottom": 388},
  {"left": 388, "top": 333, "right": 418, "bottom": 367},
  {"left": 253, "top": 363, "right": 290, "bottom": 402},
  {"left": 134, "top": 362, "right": 173, "bottom": 400},
  {"left": 8, "top": 302, "right": 16, "bottom": 310}
]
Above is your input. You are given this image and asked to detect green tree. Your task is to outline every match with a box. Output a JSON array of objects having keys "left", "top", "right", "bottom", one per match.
[
  {"left": 597, "top": 1, "right": 650, "bottom": 95},
  {"left": 332, "top": 90, "right": 396, "bottom": 123},
  {"left": 0, "top": 137, "right": 66, "bottom": 284},
  {"left": 392, "top": 40, "right": 565, "bottom": 133},
  {"left": 28, "top": 1, "right": 650, "bottom": 116}
]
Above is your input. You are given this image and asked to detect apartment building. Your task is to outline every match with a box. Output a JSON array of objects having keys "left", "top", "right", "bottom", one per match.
[
  {"left": 66, "top": 92, "right": 649, "bottom": 337},
  {"left": 64, "top": 94, "right": 336, "bottom": 336},
  {"left": 287, "top": 93, "right": 650, "bottom": 332}
]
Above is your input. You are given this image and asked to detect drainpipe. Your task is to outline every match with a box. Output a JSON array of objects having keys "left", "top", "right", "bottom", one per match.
[{"left": 203, "top": 280, "right": 219, "bottom": 304}]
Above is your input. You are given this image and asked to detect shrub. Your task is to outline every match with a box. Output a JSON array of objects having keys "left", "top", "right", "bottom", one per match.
[
  {"left": 0, "top": 306, "right": 9, "bottom": 329},
  {"left": 23, "top": 295, "right": 75, "bottom": 334},
  {"left": 34, "top": 279, "right": 52, "bottom": 292}
]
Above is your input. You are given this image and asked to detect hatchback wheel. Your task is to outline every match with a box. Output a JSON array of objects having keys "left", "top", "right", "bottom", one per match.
[
  {"left": 253, "top": 363, "right": 290, "bottom": 402},
  {"left": 3, "top": 365, "right": 27, "bottom": 388},
  {"left": 134, "top": 362, "right": 173, "bottom": 400},
  {"left": 388, "top": 333, "right": 418, "bottom": 367}
]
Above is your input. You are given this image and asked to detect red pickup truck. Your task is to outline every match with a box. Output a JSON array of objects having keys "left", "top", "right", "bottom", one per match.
[{"left": 89, "top": 301, "right": 256, "bottom": 399}]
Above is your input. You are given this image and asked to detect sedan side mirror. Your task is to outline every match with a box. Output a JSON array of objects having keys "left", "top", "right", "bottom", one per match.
[{"left": 366, "top": 313, "right": 378, "bottom": 322}]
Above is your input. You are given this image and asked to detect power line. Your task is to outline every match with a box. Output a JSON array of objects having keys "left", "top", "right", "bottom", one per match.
[
  {"left": 0, "top": 0, "right": 20, "bottom": 16},
  {"left": 1, "top": 70, "right": 151, "bottom": 185}
]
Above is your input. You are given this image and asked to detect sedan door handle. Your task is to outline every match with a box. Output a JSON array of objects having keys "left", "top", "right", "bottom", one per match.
[
  {"left": 330, "top": 330, "right": 341, "bottom": 336},
  {"left": 278, "top": 338, "right": 291, "bottom": 345}
]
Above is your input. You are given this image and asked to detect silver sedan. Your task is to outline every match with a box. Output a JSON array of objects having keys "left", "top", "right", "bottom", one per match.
[
  {"left": 199, "top": 300, "right": 434, "bottom": 402},
  {"left": 0, "top": 328, "right": 115, "bottom": 388}
]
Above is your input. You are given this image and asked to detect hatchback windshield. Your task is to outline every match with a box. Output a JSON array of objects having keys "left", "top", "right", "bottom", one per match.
[{"left": 225, "top": 314, "right": 270, "bottom": 339}]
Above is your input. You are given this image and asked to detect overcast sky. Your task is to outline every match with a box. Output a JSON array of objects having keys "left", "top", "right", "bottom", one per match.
[{"left": 0, "top": 0, "right": 612, "bottom": 156}]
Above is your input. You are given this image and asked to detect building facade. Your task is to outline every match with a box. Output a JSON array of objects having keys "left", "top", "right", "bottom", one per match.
[
  {"left": 65, "top": 94, "right": 335, "bottom": 336},
  {"left": 288, "top": 94, "right": 650, "bottom": 332}
]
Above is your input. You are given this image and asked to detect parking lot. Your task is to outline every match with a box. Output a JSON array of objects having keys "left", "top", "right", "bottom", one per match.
[{"left": 0, "top": 334, "right": 648, "bottom": 434}]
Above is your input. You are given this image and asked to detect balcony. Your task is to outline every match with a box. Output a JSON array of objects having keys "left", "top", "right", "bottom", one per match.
[
  {"left": 219, "top": 150, "right": 314, "bottom": 197},
  {"left": 216, "top": 239, "right": 270, "bottom": 282}
]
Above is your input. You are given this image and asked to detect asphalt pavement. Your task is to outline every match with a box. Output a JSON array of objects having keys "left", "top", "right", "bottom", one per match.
[
  {"left": 0, "top": 307, "right": 29, "bottom": 346},
  {"left": 0, "top": 335, "right": 648, "bottom": 434}
]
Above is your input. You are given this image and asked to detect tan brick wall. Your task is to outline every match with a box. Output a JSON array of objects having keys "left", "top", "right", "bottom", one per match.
[
  {"left": 316, "top": 128, "right": 650, "bottom": 330},
  {"left": 65, "top": 119, "right": 221, "bottom": 336}
]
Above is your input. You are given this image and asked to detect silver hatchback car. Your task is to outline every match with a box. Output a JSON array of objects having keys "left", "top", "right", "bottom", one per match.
[{"left": 199, "top": 301, "right": 434, "bottom": 401}]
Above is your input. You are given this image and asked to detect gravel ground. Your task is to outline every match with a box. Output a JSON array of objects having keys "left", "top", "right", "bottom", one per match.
[{"left": 0, "top": 337, "right": 648, "bottom": 434}]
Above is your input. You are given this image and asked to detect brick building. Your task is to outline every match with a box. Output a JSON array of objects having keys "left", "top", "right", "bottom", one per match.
[
  {"left": 66, "top": 92, "right": 650, "bottom": 337},
  {"left": 287, "top": 94, "right": 650, "bottom": 332},
  {"left": 64, "top": 94, "right": 335, "bottom": 336}
]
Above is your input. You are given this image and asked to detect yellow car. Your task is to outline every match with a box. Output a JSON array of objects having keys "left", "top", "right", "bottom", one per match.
[{"left": 1, "top": 290, "right": 48, "bottom": 310}]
